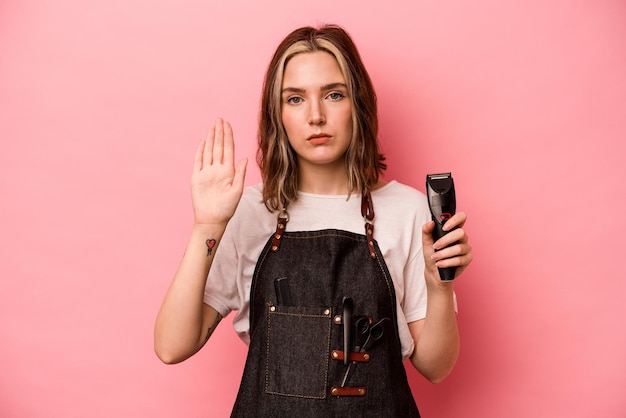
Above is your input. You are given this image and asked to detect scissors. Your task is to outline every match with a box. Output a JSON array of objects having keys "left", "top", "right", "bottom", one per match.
[{"left": 340, "top": 317, "right": 390, "bottom": 387}]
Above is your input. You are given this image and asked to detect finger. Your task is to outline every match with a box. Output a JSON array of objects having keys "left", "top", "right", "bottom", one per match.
[
  {"left": 431, "top": 240, "right": 467, "bottom": 261},
  {"left": 434, "top": 228, "right": 467, "bottom": 250},
  {"left": 213, "top": 117, "right": 225, "bottom": 164},
  {"left": 193, "top": 139, "right": 205, "bottom": 172},
  {"left": 443, "top": 212, "right": 467, "bottom": 231},
  {"left": 222, "top": 120, "right": 235, "bottom": 166},
  {"left": 434, "top": 255, "right": 464, "bottom": 270},
  {"left": 421, "top": 221, "right": 435, "bottom": 251},
  {"left": 232, "top": 158, "right": 248, "bottom": 190},
  {"left": 204, "top": 122, "right": 216, "bottom": 166},
  {"left": 435, "top": 251, "right": 473, "bottom": 270}
]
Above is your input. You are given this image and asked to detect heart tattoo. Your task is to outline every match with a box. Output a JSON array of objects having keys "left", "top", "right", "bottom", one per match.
[{"left": 206, "top": 239, "right": 216, "bottom": 256}]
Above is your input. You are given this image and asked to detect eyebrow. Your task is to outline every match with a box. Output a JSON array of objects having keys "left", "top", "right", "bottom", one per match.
[{"left": 281, "top": 82, "right": 348, "bottom": 95}]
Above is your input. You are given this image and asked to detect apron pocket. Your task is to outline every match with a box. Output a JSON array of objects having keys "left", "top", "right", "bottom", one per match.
[{"left": 265, "top": 304, "right": 332, "bottom": 399}]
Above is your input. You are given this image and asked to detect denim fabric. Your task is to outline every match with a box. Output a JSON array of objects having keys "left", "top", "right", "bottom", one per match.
[{"left": 231, "top": 219, "right": 420, "bottom": 417}]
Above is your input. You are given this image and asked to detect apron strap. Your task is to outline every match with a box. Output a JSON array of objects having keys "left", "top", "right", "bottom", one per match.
[
  {"left": 270, "top": 210, "right": 289, "bottom": 252},
  {"left": 361, "top": 191, "right": 377, "bottom": 259},
  {"left": 270, "top": 193, "right": 377, "bottom": 259}
]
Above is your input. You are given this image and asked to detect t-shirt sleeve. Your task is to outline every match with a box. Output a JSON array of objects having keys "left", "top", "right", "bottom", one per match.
[
  {"left": 397, "top": 192, "right": 429, "bottom": 323},
  {"left": 401, "top": 248, "right": 429, "bottom": 324}
]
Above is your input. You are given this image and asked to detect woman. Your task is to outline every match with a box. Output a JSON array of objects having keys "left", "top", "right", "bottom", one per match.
[{"left": 155, "top": 24, "right": 472, "bottom": 417}]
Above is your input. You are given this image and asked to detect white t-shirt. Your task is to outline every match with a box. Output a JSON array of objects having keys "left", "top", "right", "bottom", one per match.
[{"left": 204, "top": 180, "right": 447, "bottom": 360}]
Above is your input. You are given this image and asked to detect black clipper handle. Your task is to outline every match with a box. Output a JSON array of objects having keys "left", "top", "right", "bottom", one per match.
[{"left": 426, "top": 173, "right": 457, "bottom": 281}]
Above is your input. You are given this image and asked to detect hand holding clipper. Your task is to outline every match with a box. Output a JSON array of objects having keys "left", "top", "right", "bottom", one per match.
[{"left": 426, "top": 172, "right": 457, "bottom": 281}]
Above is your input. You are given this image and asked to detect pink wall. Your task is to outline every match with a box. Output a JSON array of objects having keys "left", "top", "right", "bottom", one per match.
[{"left": 2, "top": 0, "right": 625, "bottom": 417}]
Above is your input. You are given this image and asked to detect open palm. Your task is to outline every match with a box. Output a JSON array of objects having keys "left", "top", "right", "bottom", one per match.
[{"left": 191, "top": 118, "right": 248, "bottom": 226}]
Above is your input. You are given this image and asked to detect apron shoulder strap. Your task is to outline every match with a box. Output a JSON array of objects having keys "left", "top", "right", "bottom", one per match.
[{"left": 361, "top": 191, "right": 377, "bottom": 259}]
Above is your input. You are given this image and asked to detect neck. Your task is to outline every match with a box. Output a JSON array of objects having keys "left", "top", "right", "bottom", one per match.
[{"left": 297, "top": 162, "right": 351, "bottom": 195}]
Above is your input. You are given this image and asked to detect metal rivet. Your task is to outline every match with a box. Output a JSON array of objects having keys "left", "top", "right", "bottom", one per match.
[
  {"left": 278, "top": 224, "right": 284, "bottom": 229},
  {"left": 370, "top": 252, "right": 376, "bottom": 257},
  {"left": 332, "top": 351, "right": 339, "bottom": 359},
  {"left": 269, "top": 306, "right": 276, "bottom": 312},
  {"left": 324, "top": 308, "right": 330, "bottom": 316},
  {"left": 363, "top": 353, "right": 370, "bottom": 361},
  {"left": 275, "top": 234, "right": 281, "bottom": 239},
  {"left": 334, "top": 315, "right": 342, "bottom": 324},
  {"left": 271, "top": 246, "right": 278, "bottom": 251},
  {"left": 331, "top": 388, "right": 339, "bottom": 396},
  {"left": 358, "top": 389, "right": 364, "bottom": 395}
]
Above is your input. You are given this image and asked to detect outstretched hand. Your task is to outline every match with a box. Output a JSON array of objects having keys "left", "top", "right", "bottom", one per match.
[
  {"left": 191, "top": 118, "right": 248, "bottom": 226},
  {"left": 421, "top": 212, "right": 473, "bottom": 284}
]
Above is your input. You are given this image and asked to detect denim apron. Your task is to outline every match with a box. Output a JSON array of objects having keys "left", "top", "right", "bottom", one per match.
[{"left": 231, "top": 193, "right": 420, "bottom": 417}]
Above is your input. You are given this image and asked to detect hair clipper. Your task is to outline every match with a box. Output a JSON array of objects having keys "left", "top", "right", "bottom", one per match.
[{"left": 426, "top": 172, "right": 457, "bottom": 281}]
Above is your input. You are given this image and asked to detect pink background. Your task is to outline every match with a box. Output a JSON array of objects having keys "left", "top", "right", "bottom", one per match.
[{"left": 2, "top": 0, "right": 625, "bottom": 417}]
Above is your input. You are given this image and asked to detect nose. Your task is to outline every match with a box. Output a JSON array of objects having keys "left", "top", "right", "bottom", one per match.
[{"left": 308, "top": 100, "right": 326, "bottom": 125}]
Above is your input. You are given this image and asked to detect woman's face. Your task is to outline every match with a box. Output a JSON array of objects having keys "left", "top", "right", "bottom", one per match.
[{"left": 281, "top": 51, "right": 353, "bottom": 172}]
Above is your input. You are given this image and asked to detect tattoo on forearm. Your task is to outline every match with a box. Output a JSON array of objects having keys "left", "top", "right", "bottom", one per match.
[
  {"left": 205, "top": 313, "right": 223, "bottom": 342},
  {"left": 206, "top": 239, "right": 216, "bottom": 256}
]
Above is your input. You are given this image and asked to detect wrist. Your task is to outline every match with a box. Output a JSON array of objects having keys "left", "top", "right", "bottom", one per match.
[
  {"left": 187, "top": 223, "right": 227, "bottom": 259},
  {"left": 425, "top": 270, "right": 455, "bottom": 293},
  {"left": 189, "top": 223, "right": 227, "bottom": 247},
  {"left": 191, "top": 221, "right": 228, "bottom": 233},
  {"left": 425, "top": 279, "right": 456, "bottom": 314}
]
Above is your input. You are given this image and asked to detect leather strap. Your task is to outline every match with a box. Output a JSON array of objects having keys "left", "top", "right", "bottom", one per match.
[
  {"left": 330, "top": 350, "right": 371, "bottom": 363},
  {"left": 361, "top": 191, "right": 376, "bottom": 259},
  {"left": 330, "top": 386, "right": 366, "bottom": 397},
  {"left": 270, "top": 213, "right": 288, "bottom": 252}
]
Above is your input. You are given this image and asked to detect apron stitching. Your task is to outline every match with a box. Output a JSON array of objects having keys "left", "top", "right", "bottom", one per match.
[
  {"left": 264, "top": 306, "right": 332, "bottom": 399},
  {"left": 373, "top": 246, "right": 402, "bottom": 346}
]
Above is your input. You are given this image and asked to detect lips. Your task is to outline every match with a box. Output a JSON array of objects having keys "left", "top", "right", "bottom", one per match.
[{"left": 308, "top": 133, "right": 331, "bottom": 145}]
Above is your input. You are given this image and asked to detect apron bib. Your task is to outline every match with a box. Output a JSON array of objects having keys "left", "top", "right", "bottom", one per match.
[{"left": 231, "top": 193, "right": 420, "bottom": 417}]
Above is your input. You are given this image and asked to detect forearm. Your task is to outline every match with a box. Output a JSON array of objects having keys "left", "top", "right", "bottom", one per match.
[
  {"left": 409, "top": 284, "right": 459, "bottom": 383},
  {"left": 154, "top": 223, "right": 226, "bottom": 363}
]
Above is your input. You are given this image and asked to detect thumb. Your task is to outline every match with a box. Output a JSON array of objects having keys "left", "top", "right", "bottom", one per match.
[{"left": 422, "top": 220, "right": 435, "bottom": 250}]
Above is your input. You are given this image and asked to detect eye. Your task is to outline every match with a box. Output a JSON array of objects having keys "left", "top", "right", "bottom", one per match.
[
  {"left": 286, "top": 96, "right": 303, "bottom": 104},
  {"left": 327, "top": 91, "right": 345, "bottom": 101}
]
